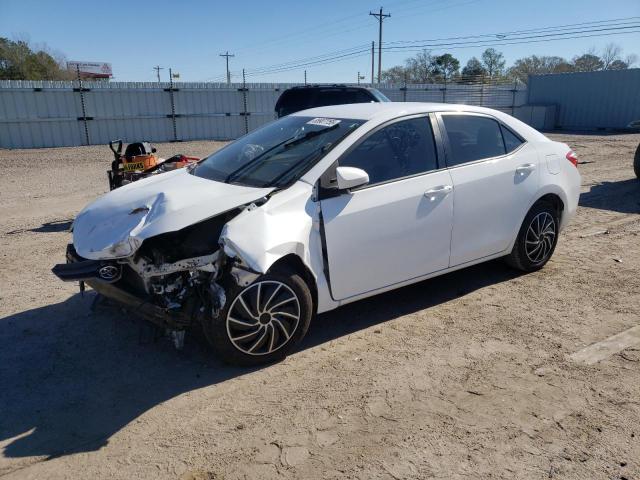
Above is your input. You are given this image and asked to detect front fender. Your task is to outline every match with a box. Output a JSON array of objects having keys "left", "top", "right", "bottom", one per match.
[{"left": 219, "top": 182, "right": 316, "bottom": 275}]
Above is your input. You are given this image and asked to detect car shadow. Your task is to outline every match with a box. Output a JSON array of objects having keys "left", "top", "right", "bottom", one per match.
[
  {"left": 579, "top": 178, "right": 640, "bottom": 214},
  {"left": 0, "top": 260, "right": 520, "bottom": 461},
  {"left": 6, "top": 220, "right": 73, "bottom": 236}
]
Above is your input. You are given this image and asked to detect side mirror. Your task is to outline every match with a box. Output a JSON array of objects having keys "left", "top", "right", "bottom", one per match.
[{"left": 336, "top": 166, "right": 369, "bottom": 191}]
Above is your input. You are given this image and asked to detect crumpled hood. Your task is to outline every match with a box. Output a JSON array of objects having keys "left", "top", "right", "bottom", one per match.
[{"left": 73, "top": 168, "right": 273, "bottom": 260}]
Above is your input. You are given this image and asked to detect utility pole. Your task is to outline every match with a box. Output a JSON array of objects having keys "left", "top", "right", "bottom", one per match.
[
  {"left": 369, "top": 7, "right": 390, "bottom": 84},
  {"left": 219, "top": 51, "right": 235, "bottom": 84},
  {"left": 371, "top": 41, "right": 375, "bottom": 85},
  {"left": 304, "top": 70, "right": 307, "bottom": 85},
  {"left": 153, "top": 65, "right": 164, "bottom": 83},
  {"left": 357, "top": 72, "right": 365, "bottom": 84}
]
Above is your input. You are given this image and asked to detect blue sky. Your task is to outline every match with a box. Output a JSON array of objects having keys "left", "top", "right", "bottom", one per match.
[{"left": 1, "top": 0, "right": 639, "bottom": 83}]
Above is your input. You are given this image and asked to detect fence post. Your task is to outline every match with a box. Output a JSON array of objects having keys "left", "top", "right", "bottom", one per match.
[
  {"left": 511, "top": 79, "right": 517, "bottom": 116},
  {"left": 402, "top": 72, "right": 407, "bottom": 102},
  {"left": 75, "top": 65, "right": 90, "bottom": 145},
  {"left": 442, "top": 78, "right": 447, "bottom": 103},
  {"left": 479, "top": 75, "right": 485, "bottom": 107},
  {"left": 168, "top": 68, "right": 179, "bottom": 142},
  {"left": 242, "top": 69, "right": 249, "bottom": 134}
]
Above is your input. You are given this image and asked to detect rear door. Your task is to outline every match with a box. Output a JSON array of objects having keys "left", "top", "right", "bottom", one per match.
[
  {"left": 438, "top": 113, "right": 540, "bottom": 266},
  {"left": 320, "top": 115, "right": 454, "bottom": 300}
]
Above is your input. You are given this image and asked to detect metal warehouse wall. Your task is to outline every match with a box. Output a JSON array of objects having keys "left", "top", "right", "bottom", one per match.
[
  {"left": 527, "top": 69, "right": 640, "bottom": 130},
  {"left": 0, "top": 80, "right": 526, "bottom": 149}
]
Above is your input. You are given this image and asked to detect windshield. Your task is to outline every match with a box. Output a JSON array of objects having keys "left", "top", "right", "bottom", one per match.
[{"left": 192, "top": 115, "right": 364, "bottom": 188}]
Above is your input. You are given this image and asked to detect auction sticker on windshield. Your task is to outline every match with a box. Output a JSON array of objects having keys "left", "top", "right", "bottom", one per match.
[{"left": 307, "top": 118, "right": 341, "bottom": 127}]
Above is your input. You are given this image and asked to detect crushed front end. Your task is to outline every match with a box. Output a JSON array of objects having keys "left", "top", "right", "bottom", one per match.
[{"left": 52, "top": 209, "right": 260, "bottom": 343}]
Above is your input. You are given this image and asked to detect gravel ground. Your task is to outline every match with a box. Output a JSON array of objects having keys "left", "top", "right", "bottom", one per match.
[{"left": 0, "top": 133, "right": 639, "bottom": 480}]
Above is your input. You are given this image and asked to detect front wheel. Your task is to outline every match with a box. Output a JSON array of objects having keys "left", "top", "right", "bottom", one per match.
[
  {"left": 204, "top": 270, "right": 313, "bottom": 366},
  {"left": 634, "top": 143, "right": 640, "bottom": 179},
  {"left": 506, "top": 202, "right": 559, "bottom": 272}
]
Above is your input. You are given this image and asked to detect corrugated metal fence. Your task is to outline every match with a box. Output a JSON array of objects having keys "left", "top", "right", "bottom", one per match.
[
  {"left": 527, "top": 68, "right": 640, "bottom": 130},
  {"left": 0, "top": 80, "right": 526, "bottom": 148}
]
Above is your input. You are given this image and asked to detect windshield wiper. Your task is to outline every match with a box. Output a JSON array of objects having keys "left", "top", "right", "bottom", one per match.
[
  {"left": 224, "top": 123, "right": 340, "bottom": 184},
  {"left": 282, "top": 123, "right": 340, "bottom": 149},
  {"left": 268, "top": 125, "right": 356, "bottom": 188}
]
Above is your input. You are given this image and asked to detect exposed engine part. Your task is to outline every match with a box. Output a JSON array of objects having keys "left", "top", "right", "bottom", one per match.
[
  {"left": 209, "top": 280, "right": 226, "bottom": 317},
  {"left": 230, "top": 264, "right": 260, "bottom": 287},
  {"left": 169, "top": 329, "right": 186, "bottom": 350},
  {"left": 138, "top": 211, "right": 240, "bottom": 264},
  {"left": 135, "top": 251, "right": 219, "bottom": 279}
]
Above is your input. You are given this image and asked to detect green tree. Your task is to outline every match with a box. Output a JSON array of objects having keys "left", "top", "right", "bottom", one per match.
[
  {"left": 433, "top": 53, "right": 460, "bottom": 82},
  {"left": 405, "top": 49, "right": 436, "bottom": 83},
  {"left": 572, "top": 53, "right": 604, "bottom": 72},
  {"left": 0, "top": 37, "right": 72, "bottom": 80},
  {"left": 460, "top": 57, "right": 486, "bottom": 81},
  {"left": 381, "top": 50, "right": 437, "bottom": 83},
  {"left": 481, "top": 48, "right": 505, "bottom": 78},
  {"left": 380, "top": 65, "right": 408, "bottom": 83},
  {"left": 507, "top": 55, "right": 573, "bottom": 84}
]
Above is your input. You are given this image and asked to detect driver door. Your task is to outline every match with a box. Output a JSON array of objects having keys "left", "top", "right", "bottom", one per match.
[{"left": 320, "top": 115, "right": 454, "bottom": 300}]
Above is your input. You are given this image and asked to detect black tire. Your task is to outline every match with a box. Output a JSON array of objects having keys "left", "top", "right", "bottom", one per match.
[
  {"left": 203, "top": 269, "right": 313, "bottom": 366},
  {"left": 505, "top": 201, "right": 560, "bottom": 272},
  {"left": 634, "top": 143, "right": 640, "bottom": 180}
]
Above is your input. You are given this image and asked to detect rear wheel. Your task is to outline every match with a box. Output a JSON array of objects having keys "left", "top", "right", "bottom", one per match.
[
  {"left": 506, "top": 201, "right": 559, "bottom": 272},
  {"left": 204, "top": 270, "right": 313, "bottom": 366},
  {"left": 634, "top": 143, "right": 640, "bottom": 179}
]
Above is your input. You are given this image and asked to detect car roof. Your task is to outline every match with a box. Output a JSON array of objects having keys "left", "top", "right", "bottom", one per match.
[
  {"left": 291, "top": 102, "right": 549, "bottom": 142},
  {"left": 284, "top": 84, "right": 375, "bottom": 90},
  {"left": 291, "top": 102, "right": 503, "bottom": 120}
]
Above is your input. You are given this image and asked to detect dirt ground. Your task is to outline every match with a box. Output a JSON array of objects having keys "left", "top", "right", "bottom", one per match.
[{"left": 0, "top": 133, "right": 639, "bottom": 480}]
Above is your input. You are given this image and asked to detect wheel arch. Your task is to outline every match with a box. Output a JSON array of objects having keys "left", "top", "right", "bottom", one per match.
[
  {"left": 534, "top": 192, "right": 564, "bottom": 218},
  {"left": 527, "top": 185, "right": 569, "bottom": 226},
  {"left": 267, "top": 254, "right": 318, "bottom": 316},
  {"left": 506, "top": 188, "right": 568, "bottom": 254}
]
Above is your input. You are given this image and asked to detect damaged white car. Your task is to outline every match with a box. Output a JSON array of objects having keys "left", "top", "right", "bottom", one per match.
[{"left": 53, "top": 103, "right": 581, "bottom": 365}]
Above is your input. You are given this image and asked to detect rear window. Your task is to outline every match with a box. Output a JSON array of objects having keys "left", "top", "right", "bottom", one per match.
[
  {"left": 442, "top": 115, "right": 506, "bottom": 166},
  {"left": 276, "top": 88, "right": 378, "bottom": 117},
  {"left": 315, "top": 89, "right": 374, "bottom": 107},
  {"left": 500, "top": 124, "right": 524, "bottom": 153},
  {"left": 275, "top": 90, "right": 314, "bottom": 117}
]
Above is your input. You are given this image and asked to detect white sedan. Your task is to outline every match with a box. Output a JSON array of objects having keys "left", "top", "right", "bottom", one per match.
[{"left": 53, "top": 103, "right": 581, "bottom": 365}]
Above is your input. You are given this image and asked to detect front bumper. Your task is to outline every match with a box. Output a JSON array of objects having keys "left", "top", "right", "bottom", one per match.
[
  {"left": 52, "top": 244, "right": 123, "bottom": 283},
  {"left": 52, "top": 244, "right": 191, "bottom": 328}
]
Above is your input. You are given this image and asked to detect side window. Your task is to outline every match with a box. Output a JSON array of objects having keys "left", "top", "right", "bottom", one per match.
[
  {"left": 276, "top": 90, "right": 312, "bottom": 116},
  {"left": 315, "top": 90, "right": 349, "bottom": 107},
  {"left": 501, "top": 124, "right": 524, "bottom": 153},
  {"left": 339, "top": 117, "right": 438, "bottom": 185},
  {"left": 351, "top": 90, "right": 375, "bottom": 103},
  {"left": 442, "top": 115, "right": 506, "bottom": 166}
]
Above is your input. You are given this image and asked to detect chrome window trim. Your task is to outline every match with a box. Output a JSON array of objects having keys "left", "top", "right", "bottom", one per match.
[
  {"left": 333, "top": 113, "right": 445, "bottom": 193},
  {"left": 436, "top": 111, "right": 528, "bottom": 169}
]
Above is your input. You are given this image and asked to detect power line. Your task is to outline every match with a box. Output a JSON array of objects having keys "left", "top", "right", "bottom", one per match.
[
  {"left": 245, "top": 49, "right": 370, "bottom": 77},
  {"left": 203, "top": 17, "right": 640, "bottom": 82},
  {"left": 202, "top": 0, "right": 481, "bottom": 81},
  {"left": 153, "top": 65, "right": 164, "bottom": 83},
  {"left": 245, "top": 44, "right": 370, "bottom": 74},
  {"left": 219, "top": 51, "right": 235, "bottom": 84},
  {"left": 231, "top": 0, "right": 443, "bottom": 56},
  {"left": 370, "top": 7, "right": 391, "bottom": 84},
  {"left": 384, "top": 23, "right": 640, "bottom": 51},
  {"left": 400, "top": 28, "right": 640, "bottom": 52},
  {"left": 386, "top": 16, "right": 640, "bottom": 46},
  {"left": 244, "top": 44, "right": 371, "bottom": 76}
]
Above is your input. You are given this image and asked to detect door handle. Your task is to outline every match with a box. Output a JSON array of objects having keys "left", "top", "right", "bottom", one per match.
[
  {"left": 516, "top": 163, "right": 536, "bottom": 175},
  {"left": 424, "top": 185, "right": 453, "bottom": 200}
]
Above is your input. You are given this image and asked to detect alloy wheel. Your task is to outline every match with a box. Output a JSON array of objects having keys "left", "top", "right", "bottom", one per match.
[
  {"left": 226, "top": 280, "right": 301, "bottom": 356},
  {"left": 525, "top": 212, "right": 556, "bottom": 264}
]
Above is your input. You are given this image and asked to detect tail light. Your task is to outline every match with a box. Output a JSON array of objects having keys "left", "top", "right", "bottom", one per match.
[{"left": 566, "top": 150, "right": 579, "bottom": 167}]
